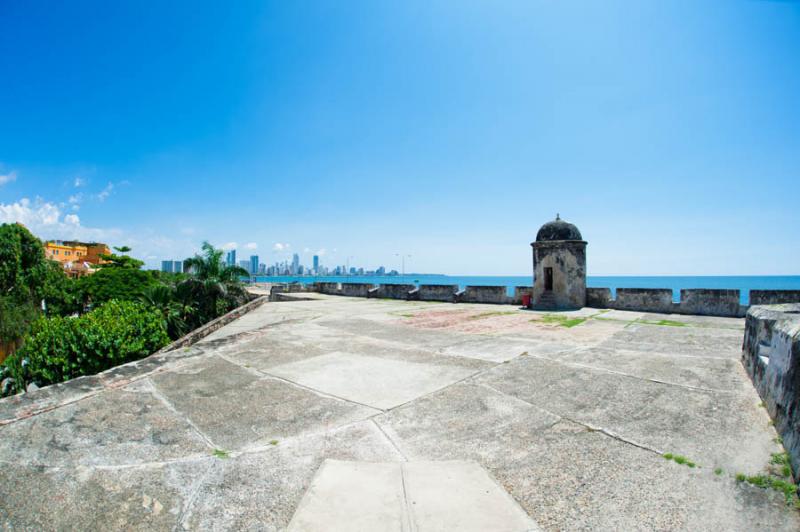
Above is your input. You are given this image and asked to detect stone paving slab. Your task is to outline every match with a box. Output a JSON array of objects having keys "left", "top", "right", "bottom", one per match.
[
  {"left": 151, "top": 355, "right": 378, "bottom": 450},
  {"left": 268, "top": 352, "right": 481, "bottom": 410},
  {"left": 287, "top": 459, "right": 537, "bottom": 532}
]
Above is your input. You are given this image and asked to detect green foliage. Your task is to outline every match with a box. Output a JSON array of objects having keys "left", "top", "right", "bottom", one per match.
[
  {"left": 0, "top": 223, "right": 48, "bottom": 300},
  {"left": 180, "top": 241, "right": 249, "bottom": 325},
  {"left": 140, "top": 284, "right": 196, "bottom": 339},
  {"left": 41, "top": 260, "right": 80, "bottom": 316},
  {"left": 3, "top": 300, "right": 169, "bottom": 392},
  {"left": 0, "top": 296, "right": 39, "bottom": 345},
  {"left": 77, "top": 267, "right": 159, "bottom": 305},
  {"left": 0, "top": 224, "right": 52, "bottom": 344},
  {"left": 96, "top": 252, "right": 145, "bottom": 269}
]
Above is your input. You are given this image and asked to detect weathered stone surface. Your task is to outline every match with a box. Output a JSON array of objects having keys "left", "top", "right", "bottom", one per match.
[
  {"left": 615, "top": 288, "right": 675, "bottom": 313},
  {"left": 0, "top": 295, "right": 797, "bottom": 530},
  {"left": 742, "top": 304, "right": 800, "bottom": 477}
]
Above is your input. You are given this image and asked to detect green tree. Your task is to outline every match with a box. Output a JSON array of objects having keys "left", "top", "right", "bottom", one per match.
[
  {"left": 0, "top": 223, "right": 48, "bottom": 301},
  {"left": 40, "top": 260, "right": 80, "bottom": 316},
  {"left": 97, "top": 244, "right": 144, "bottom": 269},
  {"left": 182, "top": 241, "right": 249, "bottom": 322},
  {"left": 140, "top": 284, "right": 196, "bottom": 339},
  {"left": 77, "top": 267, "right": 159, "bottom": 306},
  {"left": 0, "top": 223, "right": 50, "bottom": 345}
]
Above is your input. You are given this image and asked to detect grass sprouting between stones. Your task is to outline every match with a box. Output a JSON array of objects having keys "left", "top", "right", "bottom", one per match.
[
  {"left": 212, "top": 449, "right": 230, "bottom": 459},
  {"left": 639, "top": 319, "right": 687, "bottom": 327},
  {"left": 537, "top": 314, "right": 587, "bottom": 328},
  {"left": 663, "top": 453, "right": 697, "bottom": 468},
  {"left": 270, "top": 440, "right": 279, "bottom": 446},
  {"left": 770, "top": 452, "right": 793, "bottom": 479},
  {"left": 734, "top": 452, "right": 799, "bottom": 508},
  {"left": 468, "top": 311, "right": 518, "bottom": 320}
]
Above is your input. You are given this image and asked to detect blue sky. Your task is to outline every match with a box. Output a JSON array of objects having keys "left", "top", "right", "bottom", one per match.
[{"left": 1, "top": 1, "right": 798, "bottom": 275}]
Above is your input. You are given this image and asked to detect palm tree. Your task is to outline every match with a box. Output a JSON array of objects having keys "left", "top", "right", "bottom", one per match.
[
  {"left": 181, "top": 242, "right": 250, "bottom": 321},
  {"left": 140, "top": 284, "right": 196, "bottom": 339}
]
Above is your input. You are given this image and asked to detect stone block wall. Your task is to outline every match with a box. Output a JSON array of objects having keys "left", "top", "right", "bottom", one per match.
[
  {"left": 742, "top": 304, "right": 800, "bottom": 479},
  {"left": 301, "top": 282, "right": 794, "bottom": 318},
  {"left": 418, "top": 284, "right": 458, "bottom": 302},
  {"left": 372, "top": 284, "right": 416, "bottom": 300},
  {"left": 317, "top": 282, "right": 341, "bottom": 295},
  {"left": 586, "top": 287, "right": 612, "bottom": 308},
  {"left": 615, "top": 288, "right": 674, "bottom": 313},
  {"left": 511, "top": 286, "right": 533, "bottom": 306},
  {"left": 751, "top": 290, "right": 800, "bottom": 306},
  {"left": 461, "top": 285, "right": 508, "bottom": 304},
  {"left": 341, "top": 283, "right": 374, "bottom": 297},
  {"left": 678, "top": 289, "right": 741, "bottom": 317}
]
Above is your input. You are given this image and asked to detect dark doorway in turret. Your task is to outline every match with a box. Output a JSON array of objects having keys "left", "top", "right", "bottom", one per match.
[{"left": 544, "top": 267, "right": 553, "bottom": 291}]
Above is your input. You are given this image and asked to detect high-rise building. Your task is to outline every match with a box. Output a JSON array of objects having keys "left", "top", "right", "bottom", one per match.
[
  {"left": 250, "top": 255, "right": 259, "bottom": 275},
  {"left": 226, "top": 249, "right": 236, "bottom": 267},
  {"left": 291, "top": 253, "right": 300, "bottom": 274},
  {"left": 312, "top": 255, "right": 319, "bottom": 274},
  {"left": 161, "top": 260, "right": 174, "bottom": 273},
  {"left": 173, "top": 260, "right": 183, "bottom": 274},
  {"left": 239, "top": 260, "right": 250, "bottom": 273}
]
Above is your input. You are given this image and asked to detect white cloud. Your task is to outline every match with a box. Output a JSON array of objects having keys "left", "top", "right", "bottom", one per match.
[
  {"left": 0, "top": 197, "right": 121, "bottom": 242},
  {"left": 316, "top": 248, "right": 327, "bottom": 256},
  {"left": 273, "top": 242, "right": 290, "bottom": 251},
  {"left": 68, "top": 193, "right": 83, "bottom": 211},
  {"left": 96, "top": 182, "right": 114, "bottom": 202},
  {"left": 221, "top": 241, "right": 238, "bottom": 251},
  {"left": 73, "top": 176, "right": 86, "bottom": 187},
  {"left": 0, "top": 171, "right": 17, "bottom": 186},
  {"left": 244, "top": 242, "right": 258, "bottom": 250}
]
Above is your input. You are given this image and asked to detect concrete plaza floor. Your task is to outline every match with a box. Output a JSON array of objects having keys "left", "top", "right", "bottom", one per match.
[{"left": 0, "top": 294, "right": 798, "bottom": 530}]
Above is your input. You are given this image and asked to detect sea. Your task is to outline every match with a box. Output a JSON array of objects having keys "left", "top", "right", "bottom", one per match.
[{"left": 250, "top": 275, "right": 800, "bottom": 305}]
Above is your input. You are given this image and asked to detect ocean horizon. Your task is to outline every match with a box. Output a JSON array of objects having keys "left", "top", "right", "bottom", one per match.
[{"left": 251, "top": 274, "right": 800, "bottom": 305}]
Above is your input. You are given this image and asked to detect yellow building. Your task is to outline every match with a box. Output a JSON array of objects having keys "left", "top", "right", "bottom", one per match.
[{"left": 44, "top": 240, "right": 111, "bottom": 277}]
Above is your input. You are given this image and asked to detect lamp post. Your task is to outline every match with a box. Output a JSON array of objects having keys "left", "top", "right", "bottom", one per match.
[{"left": 394, "top": 253, "right": 411, "bottom": 280}]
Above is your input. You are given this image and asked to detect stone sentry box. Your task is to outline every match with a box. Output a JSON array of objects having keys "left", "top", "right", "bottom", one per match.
[{"left": 531, "top": 215, "right": 587, "bottom": 310}]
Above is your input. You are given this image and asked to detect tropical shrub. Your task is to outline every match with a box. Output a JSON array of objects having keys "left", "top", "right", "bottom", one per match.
[{"left": 2, "top": 300, "right": 169, "bottom": 392}]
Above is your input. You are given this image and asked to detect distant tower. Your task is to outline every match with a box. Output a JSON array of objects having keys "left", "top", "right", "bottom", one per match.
[{"left": 531, "top": 214, "right": 587, "bottom": 310}]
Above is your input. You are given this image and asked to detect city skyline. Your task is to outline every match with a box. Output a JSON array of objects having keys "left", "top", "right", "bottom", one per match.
[{"left": 1, "top": 2, "right": 799, "bottom": 275}]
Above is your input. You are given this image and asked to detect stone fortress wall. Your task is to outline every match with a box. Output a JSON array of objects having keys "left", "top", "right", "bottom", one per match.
[
  {"left": 742, "top": 304, "right": 800, "bottom": 475},
  {"left": 293, "top": 282, "right": 800, "bottom": 318}
]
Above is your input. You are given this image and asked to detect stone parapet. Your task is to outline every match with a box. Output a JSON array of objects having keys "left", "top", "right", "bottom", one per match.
[
  {"left": 418, "top": 284, "right": 458, "bottom": 302},
  {"left": 742, "top": 304, "right": 800, "bottom": 479},
  {"left": 615, "top": 288, "right": 674, "bottom": 313},
  {"left": 462, "top": 285, "right": 508, "bottom": 304},
  {"left": 678, "top": 289, "right": 741, "bottom": 317}
]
